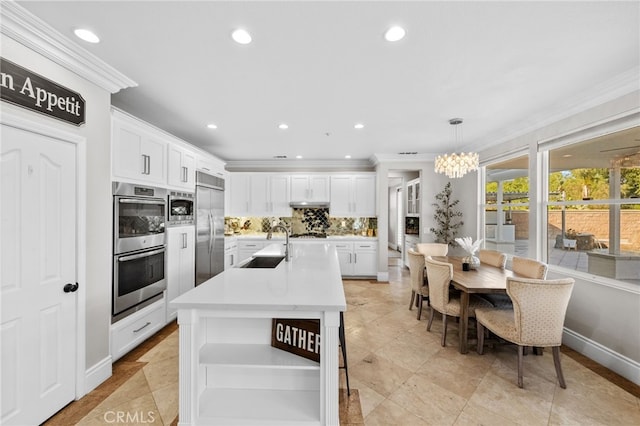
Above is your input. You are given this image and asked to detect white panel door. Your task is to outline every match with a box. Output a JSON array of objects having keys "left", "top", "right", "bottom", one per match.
[{"left": 1, "top": 125, "right": 77, "bottom": 425}]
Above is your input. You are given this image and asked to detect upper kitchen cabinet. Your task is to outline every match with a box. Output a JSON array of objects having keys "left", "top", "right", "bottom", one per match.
[
  {"left": 290, "top": 175, "right": 330, "bottom": 203},
  {"left": 112, "top": 109, "right": 167, "bottom": 185},
  {"left": 330, "top": 174, "right": 376, "bottom": 217},
  {"left": 407, "top": 178, "right": 420, "bottom": 215},
  {"left": 168, "top": 145, "right": 196, "bottom": 190},
  {"left": 196, "top": 154, "right": 226, "bottom": 178},
  {"left": 228, "top": 173, "right": 290, "bottom": 217},
  {"left": 250, "top": 174, "right": 290, "bottom": 217}
]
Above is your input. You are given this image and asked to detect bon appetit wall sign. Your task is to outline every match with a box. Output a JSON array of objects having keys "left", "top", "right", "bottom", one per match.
[{"left": 1, "top": 58, "right": 85, "bottom": 126}]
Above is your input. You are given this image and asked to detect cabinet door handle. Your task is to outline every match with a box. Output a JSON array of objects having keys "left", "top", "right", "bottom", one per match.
[
  {"left": 182, "top": 233, "right": 187, "bottom": 248},
  {"left": 230, "top": 254, "right": 234, "bottom": 266},
  {"left": 145, "top": 155, "right": 151, "bottom": 175},
  {"left": 354, "top": 253, "right": 357, "bottom": 263},
  {"left": 133, "top": 322, "right": 151, "bottom": 333},
  {"left": 349, "top": 253, "right": 352, "bottom": 263},
  {"left": 141, "top": 154, "right": 150, "bottom": 175}
]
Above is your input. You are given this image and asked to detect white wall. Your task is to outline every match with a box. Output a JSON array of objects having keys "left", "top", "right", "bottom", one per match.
[
  {"left": 2, "top": 37, "right": 114, "bottom": 386},
  {"left": 479, "top": 91, "right": 640, "bottom": 384}
]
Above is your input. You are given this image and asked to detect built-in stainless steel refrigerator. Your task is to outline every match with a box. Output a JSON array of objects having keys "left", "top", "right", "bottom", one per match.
[{"left": 195, "top": 171, "right": 225, "bottom": 286}]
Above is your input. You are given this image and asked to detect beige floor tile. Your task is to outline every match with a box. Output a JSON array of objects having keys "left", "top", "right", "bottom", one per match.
[
  {"left": 77, "top": 393, "right": 162, "bottom": 426},
  {"left": 364, "top": 398, "right": 430, "bottom": 426},
  {"left": 142, "top": 354, "right": 179, "bottom": 393},
  {"left": 152, "top": 382, "right": 179, "bottom": 425},
  {"left": 349, "top": 378, "right": 386, "bottom": 418},
  {"left": 138, "top": 329, "right": 179, "bottom": 364},
  {"left": 454, "top": 399, "right": 528, "bottom": 426},
  {"left": 81, "top": 370, "right": 152, "bottom": 420},
  {"left": 349, "top": 352, "right": 414, "bottom": 398},
  {"left": 388, "top": 373, "right": 467, "bottom": 424}
]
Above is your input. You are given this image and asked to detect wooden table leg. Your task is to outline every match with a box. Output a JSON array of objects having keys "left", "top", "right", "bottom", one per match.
[{"left": 459, "top": 291, "right": 470, "bottom": 354}]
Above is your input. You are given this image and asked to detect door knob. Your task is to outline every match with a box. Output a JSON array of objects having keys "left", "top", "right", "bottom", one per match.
[{"left": 63, "top": 283, "right": 79, "bottom": 293}]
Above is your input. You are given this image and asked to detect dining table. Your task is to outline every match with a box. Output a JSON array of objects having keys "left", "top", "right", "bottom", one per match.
[{"left": 432, "top": 256, "right": 522, "bottom": 354}]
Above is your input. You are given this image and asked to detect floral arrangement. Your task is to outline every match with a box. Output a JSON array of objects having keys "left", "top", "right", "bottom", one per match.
[
  {"left": 455, "top": 237, "right": 483, "bottom": 255},
  {"left": 455, "top": 237, "right": 483, "bottom": 269}
]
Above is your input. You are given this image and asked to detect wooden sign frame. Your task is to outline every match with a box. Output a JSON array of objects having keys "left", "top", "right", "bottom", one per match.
[{"left": 271, "top": 318, "right": 320, "bottom": 363}]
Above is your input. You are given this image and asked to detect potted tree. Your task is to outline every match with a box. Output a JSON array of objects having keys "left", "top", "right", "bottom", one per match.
[{"left": 429, "top": 182, "right": 464, "bottom": 246}]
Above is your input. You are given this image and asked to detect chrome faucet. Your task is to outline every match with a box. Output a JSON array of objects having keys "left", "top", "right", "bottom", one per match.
[{"left": 267, "top": 224, "right": 290, "bottom": 261}]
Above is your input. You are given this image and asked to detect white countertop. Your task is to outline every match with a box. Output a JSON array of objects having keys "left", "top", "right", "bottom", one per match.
[
  {"left": 171, "top": 243, "right": 346, "bottom": 312},
  {"left": 226, "top": 233, "right": 377, "bottom": 241}
]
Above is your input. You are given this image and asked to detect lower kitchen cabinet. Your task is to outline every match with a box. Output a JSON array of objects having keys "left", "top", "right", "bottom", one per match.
[
  {"left": 166, "top": 225, "right": 195, "bottom": 322},
  {"left": 111, "top": 297, "right": 166, "bottom": 361},
  {"left": 332, "top": 241, "right": 377, "bottom": 277},
  {"left": 224, "top": 237, "right": 238, "bottom": 270},
  {"left": 237, "top": 240, "right": 266, "bottom": 263}
]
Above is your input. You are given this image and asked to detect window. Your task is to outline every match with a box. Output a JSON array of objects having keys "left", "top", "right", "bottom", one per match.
[
  {"left": 483, "top": 154, "right": 530, "bottom": 259},
  {"left": 544, "top": 126, "right": 640, "bottom": 282}
]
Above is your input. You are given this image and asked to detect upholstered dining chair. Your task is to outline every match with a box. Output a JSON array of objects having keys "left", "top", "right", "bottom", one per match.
[
  {"left": 478, "top": 249, "right": 507, "bottom": 268},
  {"left": 512, "top": 256, "right": 548, "bottom": 279},
  {"left": 407, "top": 249, "right": 429, "bottom": 320},
  {"left": 416, "top": 243, "right": 449, "bottom": 257},
  {"left": 475, "top": 276, "right": 575, "bottom": 389},
  {"left": 425, "top": 257, "right": 492, "bottom": 346}
]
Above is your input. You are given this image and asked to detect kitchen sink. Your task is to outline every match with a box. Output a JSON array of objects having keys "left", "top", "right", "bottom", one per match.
[{"left": 240, "top": 256, "right": 285, "bottom": 269}]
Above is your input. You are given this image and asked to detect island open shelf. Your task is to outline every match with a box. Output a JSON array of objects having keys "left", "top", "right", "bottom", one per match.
[{"left": 171, "top": 243, "right": 346, "bottom": 426}]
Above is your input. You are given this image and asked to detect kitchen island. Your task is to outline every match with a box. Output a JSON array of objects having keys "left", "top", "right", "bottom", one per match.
[{"left": 171, "top": 242, "right": 346, "bottom": 425}]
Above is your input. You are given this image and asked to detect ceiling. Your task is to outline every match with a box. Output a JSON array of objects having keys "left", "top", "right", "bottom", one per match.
[{"left": 15, "top": 1, "right": 640, "bottom": 166}]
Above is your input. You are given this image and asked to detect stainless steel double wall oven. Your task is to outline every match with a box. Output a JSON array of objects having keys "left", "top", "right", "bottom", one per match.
[{"left": 112, "top": 182, "right": 167, "bottom": 322}]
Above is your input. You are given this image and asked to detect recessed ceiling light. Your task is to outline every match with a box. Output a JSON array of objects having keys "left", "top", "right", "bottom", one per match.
[
  {"left": 232, "top": 29, "right": 252, "bottom": 44},
  {"left": 296, "top": 155, "right": 303, "bottom": 159},
  {"left": 207, "top": 123, "right": 218, "bottom": 129},
  {"left": 278, "top": 123, "right": 289, "bottom": 130},
  {"left": 354, "top": 123, "right": 364, "bottom": 129},
  {"left": 384, "top": 26, "right": 406, "bottom": 42},
  {"left": 562, "top": 154, "right": 572, "bottom": 158},
  {"left": 345, "top": 155, "right": 351, "bottom": 159},
  {"left": 74, "top": 28, "right": 100, "bottom": 43}
]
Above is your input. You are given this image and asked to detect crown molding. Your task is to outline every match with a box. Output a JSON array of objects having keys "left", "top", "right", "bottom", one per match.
[
  {"left": 369, "top": 153, "right": 436, "bottom": 166},
  {"left": 225, "top": 158, "right": 374, "bottom": 172},
  {"left": 467, "top": 66, "right": 640, "bottom": 153},
  {"left": 1, "top": 1, "right": 136, "bottom": 93}
]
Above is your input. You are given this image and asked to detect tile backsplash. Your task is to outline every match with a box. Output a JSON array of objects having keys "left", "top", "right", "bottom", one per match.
[{"left": 225, "top": 208, "right": 377, "bottom": 236}]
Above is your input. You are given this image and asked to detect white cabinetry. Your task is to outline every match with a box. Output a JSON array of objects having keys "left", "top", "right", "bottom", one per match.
[
  {"left": 250, "top": 174, "right": 291, "bottom": 216},
  {"left": 224, "top": 238, "right": 238, "bottom": 270},
  {"left": 228, "top": 174, "right": 290, "bottom": 217},
  {"left": 111, "top": 297, "right": 166, "bottom": 361},
  {"left": 331, "top": 240, "right": 377, "bottom": 277},
  {"left": 112, "top": 110, "right": 167, "bottom": 185},
  {"left": 407, "top": 178, "right": 420, "bottom": 215},
  {"left": 290, "top": 175, "right": 330, "bottom": 202},
  {"left": 330, "top": 174, "right": 376, "bottom": 217},
  {"left": 168, "top": 145, "right": 196, "bottom": 190},
  {"left": 196, "top": 154, "right": 225, "bottom": 177},
  {"left": 166, "top": 226, "right": 195, "bottom": 322},
  {"left": 237, "top": 240, "right": 266, "bottom": 263},
  {"left": 403, "top": 235, "right": 419, "bottom": 268}
]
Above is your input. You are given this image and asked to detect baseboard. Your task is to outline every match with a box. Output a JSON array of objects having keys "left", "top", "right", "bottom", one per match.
[
  {"left": 563, "top": 328, "right": 640, "bottom": 386},
  {"left": 377, "top": 272, "right": 389, "bottom": 282},
  {"left": 83, "top": 355, "right": 113, "bottom": 396}
]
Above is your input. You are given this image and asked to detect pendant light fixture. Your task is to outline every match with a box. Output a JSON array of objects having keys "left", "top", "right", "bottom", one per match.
[{"left": 434, "top": 118, "right": 479, "bottom": 178}]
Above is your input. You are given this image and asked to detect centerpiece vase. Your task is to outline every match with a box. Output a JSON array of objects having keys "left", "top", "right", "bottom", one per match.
[{"left": 463, "top": 254, "right": 480, "bottom": 270}]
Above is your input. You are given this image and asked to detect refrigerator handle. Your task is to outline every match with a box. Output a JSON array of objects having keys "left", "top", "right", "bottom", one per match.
[{"left": 209, "top": 212, "right": 215, "bottom": 253}]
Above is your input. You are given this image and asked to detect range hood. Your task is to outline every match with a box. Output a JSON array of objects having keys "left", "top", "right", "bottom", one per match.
[{"left": 289, "top": 201, "right": 330, "bottom": 208}]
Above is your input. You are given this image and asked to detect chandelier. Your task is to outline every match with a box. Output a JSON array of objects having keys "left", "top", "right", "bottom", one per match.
[{"left": 434, "top": 118, "right": 479, "bottom": 178}]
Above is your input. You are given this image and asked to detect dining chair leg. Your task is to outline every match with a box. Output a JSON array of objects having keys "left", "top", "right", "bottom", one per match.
[
  {"left": 552, "top": 346, "right": 567, "bottom": 389},
  {"left": 441, "top": 314, "right": 448, "bottom": 346},
  {"left": 517, "top": 345, "right": 524, "bottom": 388},
  {"left": 477, "top": 321, "right": 485, "bottom": 354},
  {"left": 416, "top": 295, "right": 423, "bottom": 320},
  {"left": 409, "top": 291, "right": 415, "bottom": 310},
  {"left": 427, "top": 308, "right": 434, "bottom": 331}
]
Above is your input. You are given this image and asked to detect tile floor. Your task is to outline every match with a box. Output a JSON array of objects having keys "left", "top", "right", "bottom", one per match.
[{"left": 46, "top": 251, "right": 640, "bottom": 425}]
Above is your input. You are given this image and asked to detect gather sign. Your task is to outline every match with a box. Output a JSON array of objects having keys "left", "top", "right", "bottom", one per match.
[
  {"left": 0, "top": 57, "right": 86, "bottom": 126},
  {"left": 271, "top": 318, "right": 320, "bottom": 363}
]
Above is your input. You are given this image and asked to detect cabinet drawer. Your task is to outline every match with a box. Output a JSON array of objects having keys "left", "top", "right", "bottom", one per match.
[
  {"left": 354, "top": 242, "right": 376, "bottom": 251},
  {"left": 238, "top": 241, "right": 265, "bottom": 250},
  {"left": 111, "top": 299, "right": 165, "bottom": 361}
]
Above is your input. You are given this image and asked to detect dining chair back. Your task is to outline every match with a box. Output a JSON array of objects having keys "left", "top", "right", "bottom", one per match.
[
  {"left": 407, "top": 249, "right": 429, "bottom": 319},
  {"left": 512, "top": 256, "right": 548, "bottom": 279},
  {"left": 478, "top": 249, "right": 507, "bottom": 268},
  {"left": 475, "top": 276, "right": 575, "bottom": 388},
  {"left": 416, "top": 243, "right": 449, "bottom": 257},
  {"left": 425, "top": 257, "right": 492, "bottom": 346}
]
